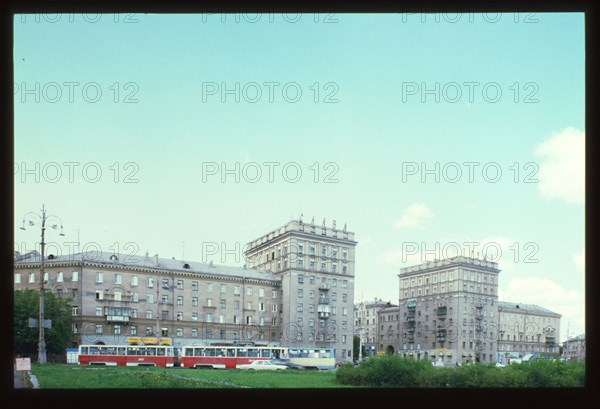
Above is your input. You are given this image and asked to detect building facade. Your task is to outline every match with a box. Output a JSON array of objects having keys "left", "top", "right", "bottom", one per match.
[
  {"left": 398, "top": 257, "right": 501, "bottom": 366},
  {"left": 562, "top": 334, "right": 585, "bottom": 361},
  {"left": 14, "top": 251, "right": 282, "bottom": 349},
  {"left": 354, "top": 299, "right": 397, "bottom": 357},
  {"left": 497, "top": 301, "right": 561, "bottom": 363},
  {"left": 377, "top": 306, "right": 401, "bottom": 355},
  {"left": 244, "top": 218, "right": 357, "bottom": 363}
]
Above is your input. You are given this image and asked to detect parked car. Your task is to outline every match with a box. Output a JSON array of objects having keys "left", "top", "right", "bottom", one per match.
[
  {"left": 237, "top": 360, "right": 287, "bottom": 371},
  {"left": 269, "top": 359, "right": 307, "bottom": 370}
]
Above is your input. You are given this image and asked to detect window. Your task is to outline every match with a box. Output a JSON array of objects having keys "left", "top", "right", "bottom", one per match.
[
  {"left": 207, "top": 283, "right": 213, "bottom": 292},
  {"left": 206, "top": 313, "right": 213, "bottom": 322},
  {"left": 177, "top": 328, "right": 183, "bottom": 337},
  {"left": 332, "top": 264, "right": 337, "bottom": 273},
  {"left": 343, "top": 307, "right": 348, "bottom": 316},
  {"left": 298, "top": 244, "right": 304, "bottom": 254},
  {"left": 310, "top": 290, "right": 315, "bottom": 299},
  {"left": 246, "top": 302, "right": 253, "bottom": 310},
  {"left": 298, "top": 289, "right": 303, "bottom": 298},
  {"left": 96, "top": 290, "right": 104, "bottom": 300},
  {"left": 114, "top": 291, "right": 122, "bottom": 301},
  {"left": 28, "top": 273, "right": 35, "bottom": 283},
  {"left": 177, "top": 280, "right": 184, "bottom": 290},
  {"left": 233, "top": 315, "right": 240, "bottom": 324},
  {"left": 309, "top": 260, "right": 315, "bottom": 269},
  {"left": 259, "top": 288, "right": 264, "bottom": 298},
  {"left": 298, "top": 259, "right": 304, "bottom": 268},
  {"left": 220, "top": 299, "right": 226, "bottom": 309},
  {"left": 130, "top": 325, "right": 137, "bottom": 335},
  {"left": 246, "top": 316, "right": 253, "bottom": 325},
  {"left": 177, "top": 311, "right": 184, "bottom": 321},
  {"left": 162, "top": 278, "right": 169, "bottom": 289},
  {"left": 146, "top": 327, "right": 153, "bottom": 336},
  {"left": 342, "top": 280, "right": 347, "bottom": 288},
  {"left": 96, "top": 307, "right": 103, "bottom": 316},
  {"left": 44, "top": 272, "right": 48, "bottom": 282},
  {"left": 342, "top": 335, "right": 347, "bottom": 343},
  {"left": 177, "top": 296, "right": 183, "bottom": 306},
  {"left": 15, "top": 273, "right": 21, "bottom": 284},
  {"left": 272, "top": 304, "right": 278, "bottom": 312},
  {"left": 259, "top": 302, "right": 265, "bottom": 311},
  {"left": 207, "top": 298, "right": 213, "bottom": 307},
  {"left": 192, "top": 297, "right": 198, "bottom": 306},
  {"left": 131, "top": 275, "right": 138, "bottom": 286},
  {"left": 57, "top": 271, "right": 64, "bottom": 282},
  {"left": 234, "top": 285, "right": 241, "bottom": 295},
  {"left": 331, "top": 292, "right": 337, "bottom": 300},
  {"left": 162, "top": 295, "right": 169, "bottom": 304},
  {"left": 147, "top": 277, "right": 154, "bottom": 288},
  {"left": 147, "top": 294, "right": 154, "bottom": 303},
  {"left": 342, "top": 293, "right": 348, "bottom": 302},
  {"left": 192, "top": 281, "right": 198, "bottom": 291},
  {"left": 96, "top": 272, "right": 103, "bottom": 283},
  {"left": 247, "top": 287, "right": 253, "bottom": 296},
  {"left": 114, "top": 325, "right": 121, "bottom": 335},
  {"left": 72, "top": 271, "right": 79, "bottom": 282},
  {"left": 131, "top": 309, "right": 138, "bottom": 318},
  {"left": 272, "top": 289, "right": 277, "bottom": 298},
  {"left": 321, "top": 262, "right": 326, "bottom": 271},
  {"left": 234, "top": 300, "right": 240, "bottom": 310},
  {"left": 297, "top": 303, "right": 303, "bottom": 312},
  {"left": 342, "top": 265, "right": 347, "bottom": 274},
  {"left": 298, "top": 274, "right": 304, "bottom": 284},
  {"left": 95, "top": 324, "right": 103, "bottom": 334},
  {"left": 72, "top": 306, "right": 79, "bottom": 316},
  {"left": 219, "top": 314, "right": 225, "bottom": 324},
  {"left": 191, "top": 328, "right": 198, "bottom": 337},
  {"left": 146, "top": 310, "right": 152, "bottom": 319},
  {"left": 310, "top": 245, "right": 316, "bottom": 255},
  {"left": 115, "top": 274, "right": 122, "bottom": 284},
  {"left": 310, "top": 304, "right": 315, "bottom": 313},
  {"left": 221, "top": 284, "right": 226, "bottom": 293}
]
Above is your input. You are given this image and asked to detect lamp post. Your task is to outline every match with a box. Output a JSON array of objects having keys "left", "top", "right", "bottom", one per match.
[{"left": 20, "top": 205, "right": 65, "bottom": 364}]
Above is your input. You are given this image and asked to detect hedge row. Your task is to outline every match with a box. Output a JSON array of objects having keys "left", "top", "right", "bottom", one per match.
[{"left": 335, "top": 355, "right": 585, "bottom": 387}]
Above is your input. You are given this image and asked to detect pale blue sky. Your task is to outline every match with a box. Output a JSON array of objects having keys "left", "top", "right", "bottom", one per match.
[{"left": 14, "top": 13, "right": 585, "bottom": 341}]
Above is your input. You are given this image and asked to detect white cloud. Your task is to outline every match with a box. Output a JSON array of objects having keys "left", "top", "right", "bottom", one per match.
[
  {"left": 499, "top": 277, "right": 585, "bottom": 342},
  {"left": 573, "top": 249, "right": 585, "bottom": 271},
  {"left": 393, "top": 203, "right": 434, "bottom": 229},
  {"left": 534, "top": 127, "right": 585, "bottom": 204}
]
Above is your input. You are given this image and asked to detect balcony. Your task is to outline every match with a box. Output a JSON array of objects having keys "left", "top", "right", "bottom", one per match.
[
  {"left": 318, "top": 298, "right": 330, "bottom": 305},
  {"left": 318, "top": 312, "right": 330, "bottom": 318},
  {"left": 437, "top": 336, "right": 446, "bottom": 342},
  {"left": 436, "top": 307, "right": 447, "bottom": 316},
  {"left": 545, "top": 337, "right": 556, "bottom": 346},
  {"left": 406, "top": 314, "right": 416, "bottom": 322},
  {"left": 407, "top": 326, "right": 415, "bottom": 333},
  {"left": 106, "top": 315, "right": 130, "bottom": 323},
  {"left": 318, "top": 283, "right": 330, "bottom": 291}
]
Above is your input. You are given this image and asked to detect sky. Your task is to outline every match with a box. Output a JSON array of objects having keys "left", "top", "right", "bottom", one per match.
[{"left": 13, "top": 12, "right": 585, "bottom": 342}]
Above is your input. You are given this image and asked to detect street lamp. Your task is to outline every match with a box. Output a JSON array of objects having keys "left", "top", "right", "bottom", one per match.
[{"left": 20, "top": 205, "right": 65, "bottom": 364}]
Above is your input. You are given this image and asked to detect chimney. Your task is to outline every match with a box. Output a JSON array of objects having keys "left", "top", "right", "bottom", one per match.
[{"left": 153, "top": 254, "right": 159, "bottom": 267}]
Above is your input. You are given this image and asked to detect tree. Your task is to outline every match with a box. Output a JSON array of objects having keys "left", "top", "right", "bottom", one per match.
[{"left": 14, "top": 289, "right": 73, "bottom": 360}]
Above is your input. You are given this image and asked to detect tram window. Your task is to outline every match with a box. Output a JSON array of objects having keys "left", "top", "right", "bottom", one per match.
[
  {"left": 157, "top": 348, "right": 166, "bottom": 356},
  {"left": 248, "top": 348, "right": 259, "bottom": 357},
  {"left": 90, "top": 347, "right": 99, "bottom": 355},
  {"left": 216, "top": 348, "right": 226, "bottom": 357},
  {"left": 80, "top": 347, "right": 89, "bottom": 354},
  {"left": 167, "top": 348, "right": 174, "bottom": 356},
  {"left": 146, "top": 347, "right": 156, "bottom": 356},
  {"left": 107, "top": 347, "right": 117, "bottom": 355},
  {"left": 118, "top": 347, "right": 126, "bottom": 356},
  {"left": 226, "top": 349, "right": 236, "bottom": 357},
  {"left": 127, "top": 347, "right": 139, "bottom": 355},
  {"left": 194, "top": 348, "right": 203, "bottom": 357},
  {"left": 261, "top": 349, "right": 271, "bottom": 358},
  {"left": 238, "top": 349, "right": 248, "bottom": 357},
  {"left": 205, "top": 348, "right": 216, "bottom": 357}
]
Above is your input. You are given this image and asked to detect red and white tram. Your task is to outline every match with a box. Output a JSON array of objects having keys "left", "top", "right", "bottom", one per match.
[{"left": 78, "top": 343, "right": 176, "bottom": 367}]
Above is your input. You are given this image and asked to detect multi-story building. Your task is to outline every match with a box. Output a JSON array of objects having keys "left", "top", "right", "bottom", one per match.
[
  {"left": 398, "top": 256, "right": 501, "bottom": 366},
  {"left": 377, "top": 306, "right": 401, "bottom": 355},
  {"left": 244, "top": 218, "right": 357, "bottom": 363},
  {"left": 497, "top": 301, "right": 561, "bottom": 363},
  {"left": 562, "top": 334, "right": 585, "bottom": 361},
  {"left": 14, "top": 250, "right": 282, "bottom": 349},
  {"left": 354, "top": 298, "right": 397, "bottom": 357}
]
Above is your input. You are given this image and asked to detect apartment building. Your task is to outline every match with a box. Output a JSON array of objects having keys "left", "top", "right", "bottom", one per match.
[
  {"left": 398, "top": 256, "right": 501, "bottom": 366},
  {"left": 497, "top": 301, "right": 561, "bottom": 362},
  {"left": 244, "top": 218, "right": 357, "bottom": 363},
  {"left": 14, "top": 251, "right": 281, "bottom": 348},
  {"left": 354, "top": 299, "right": 397, "bottom": 356}
]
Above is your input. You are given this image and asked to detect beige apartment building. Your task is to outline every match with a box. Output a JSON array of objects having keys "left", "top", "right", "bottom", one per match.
[
  {"left": 244, "top": 219, "right": 357, "bottom": 363},
  {"left": 354, "top": 298, "right": 397, "bottom": 357},
  {"left": 497, "top": 301, "right": 561, "bottom": 363},
  {"left": 562, "top": 334, "right": 585, "bottom": 361},
  {"left": 377, "top": 306, "right": 401, "bottom": 355},
  {"left": 398, "top": 256, "right": 501, "bottom": 366},
  {"left": 14, "top": 250, "right": 282, "bottom": 349}
]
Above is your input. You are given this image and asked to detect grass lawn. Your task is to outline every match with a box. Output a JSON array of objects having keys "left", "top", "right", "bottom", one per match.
[{"left": 31, "top": 364, "right": 347, "bottom": 388}]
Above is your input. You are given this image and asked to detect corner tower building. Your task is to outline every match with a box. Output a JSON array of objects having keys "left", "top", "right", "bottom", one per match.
[{"left": 245, "top": 219, "right": 357, "bottom": 363}]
